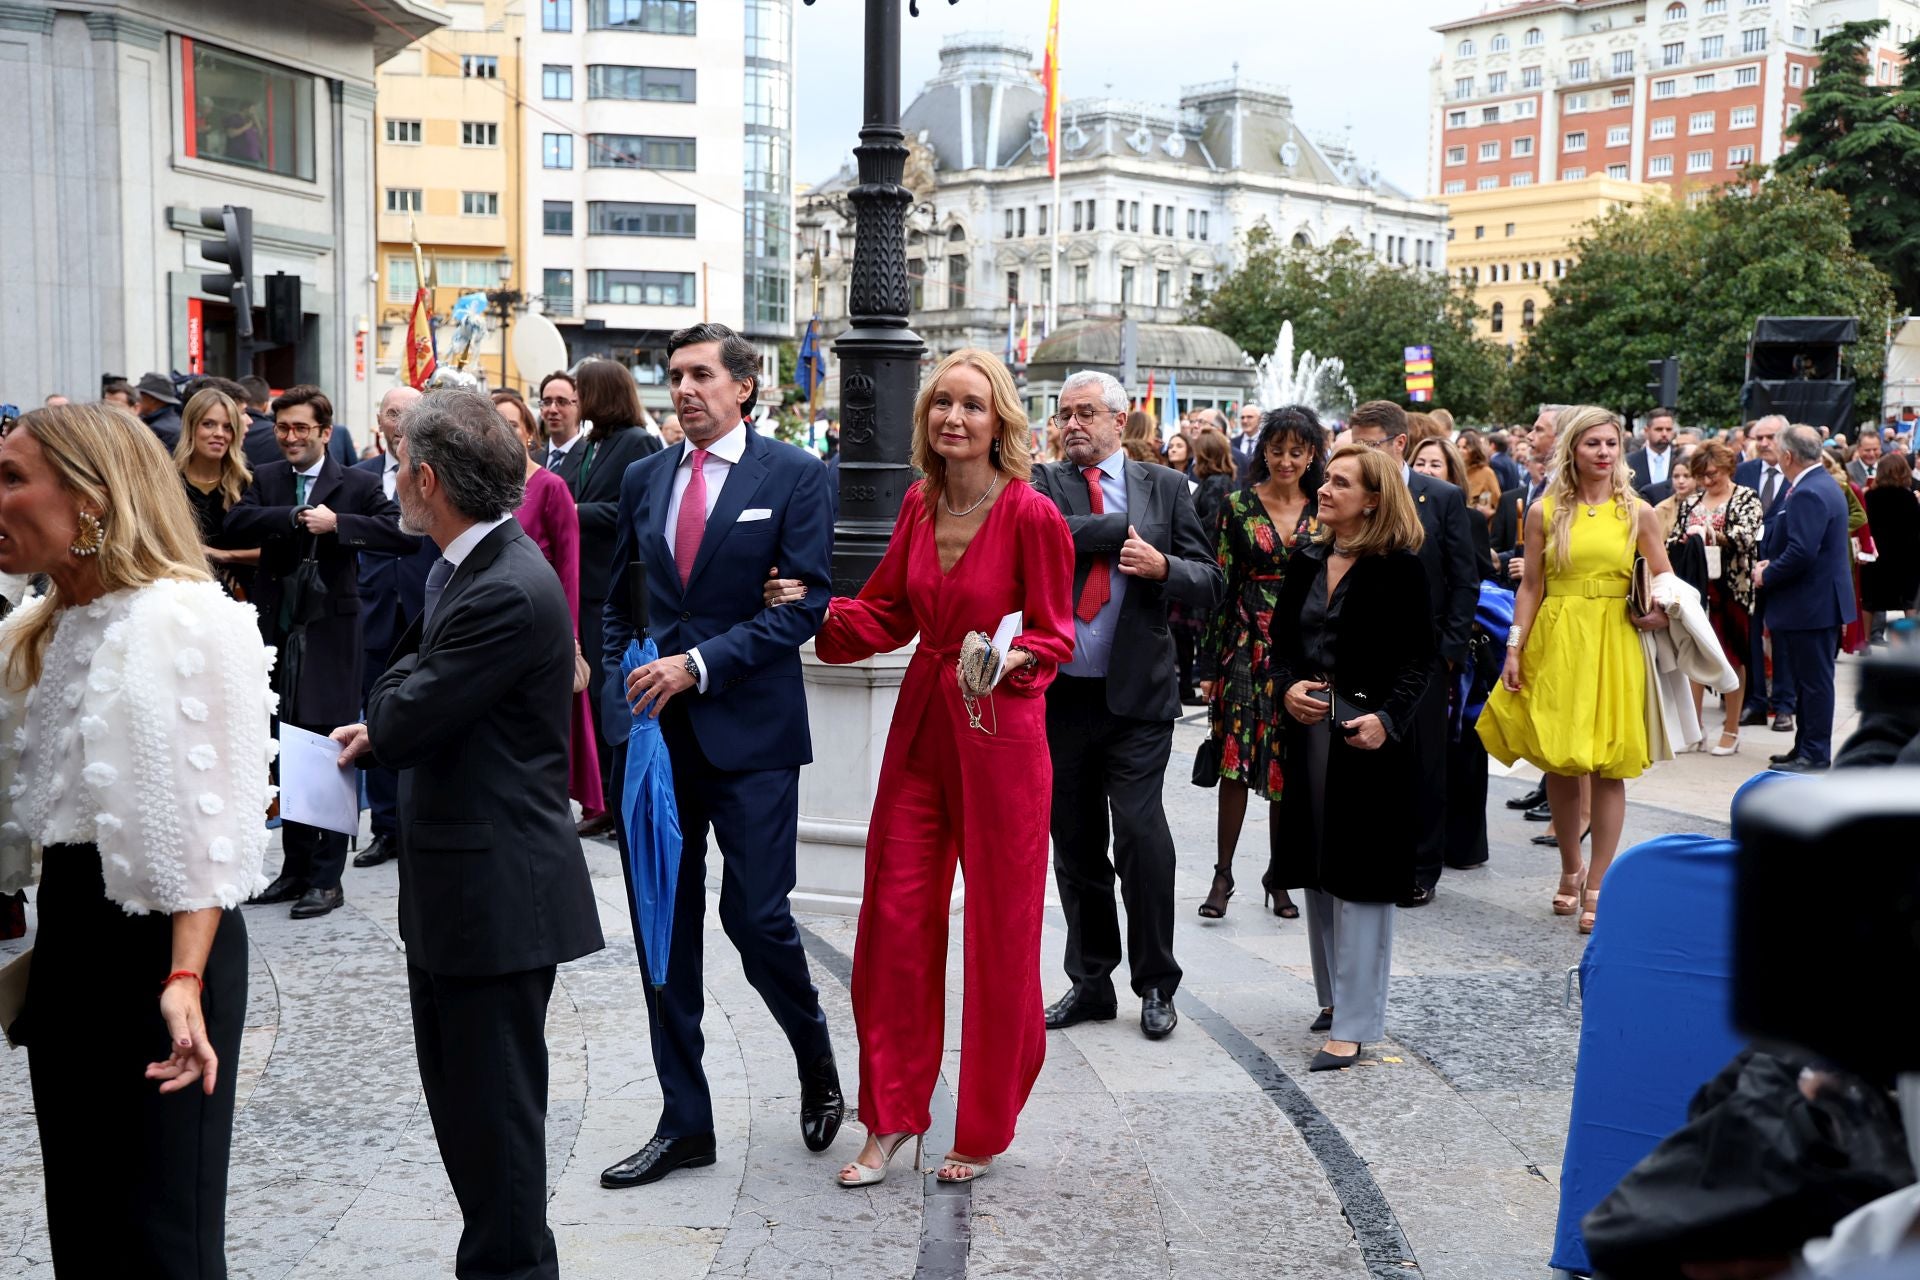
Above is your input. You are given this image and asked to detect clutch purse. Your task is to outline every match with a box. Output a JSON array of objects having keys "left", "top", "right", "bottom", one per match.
[
  {"left": 1331, "top": 689, "right": 1371, "bottom": 735},
  {"left": 957, "top": 631, "right": 1001, "bottom": 699},
  {"left": 1192, "top": 736, "right": 1222, "bottom": 787},
  {"left": 1629, "top": 554, "right": 1655, "bottom": 619}
]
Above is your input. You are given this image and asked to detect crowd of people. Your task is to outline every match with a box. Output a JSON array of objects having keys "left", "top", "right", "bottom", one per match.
[{"left": 3, "top": 337, "right": 1917, "bottom": 1277}]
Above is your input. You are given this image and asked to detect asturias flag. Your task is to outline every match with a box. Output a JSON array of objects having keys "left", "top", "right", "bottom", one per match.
[
  {"left": 796, "top": 315, "right": 826, "bottom": 399},
  {"left": 405, "top": 287, "right": 436, "bottom": 390},
  {"left": 1042, "top": 0, "right": 1062, "bottom": 178}
]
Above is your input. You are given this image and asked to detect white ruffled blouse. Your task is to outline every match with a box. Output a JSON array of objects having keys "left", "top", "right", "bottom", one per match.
[{"left": 0, "top": 579, "right": 278, "bottom": 914}]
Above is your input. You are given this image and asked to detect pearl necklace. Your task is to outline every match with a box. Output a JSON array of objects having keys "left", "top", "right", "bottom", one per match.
[{"left": 944, "top": 474, "right": 999, "bottom": 517}]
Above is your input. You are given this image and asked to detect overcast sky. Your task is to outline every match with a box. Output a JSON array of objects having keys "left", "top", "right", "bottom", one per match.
[{"left": 793, "top": 0, "right": 1448, "bottom": 195}]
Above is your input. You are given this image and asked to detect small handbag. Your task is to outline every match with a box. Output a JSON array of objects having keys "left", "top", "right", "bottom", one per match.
[
  {"left": 957, "top": 631, "right": 1001, "bottom": 698},
  {"left": 1629, "top": 553, "right": 1655, "bottom": 621},
  {"left": 1191, "top": 736, "right": 1222, "bottom": 787},
  {"left": 1331, "top": 689, "right": 1371, "bottom": 735}
]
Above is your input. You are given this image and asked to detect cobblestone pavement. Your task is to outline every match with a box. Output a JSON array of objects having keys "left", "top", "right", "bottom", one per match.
[{"left": 1, "top": 689, "right": 1790, "bottom": 1280}]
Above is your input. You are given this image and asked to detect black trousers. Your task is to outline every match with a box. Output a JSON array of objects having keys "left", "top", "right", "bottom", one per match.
[
  {"left": 1045, "top": 675, "right": 1182, "bottom": 1001},
  {"left": 280, "top": 718, "right": 349, "bottom": 889},
  {"left": 1444, "top": 724, "right": 1490, "bottom": 870},
  {"left": 362, "top": 647, "right": 399, "bottom": 837},
  {"left": 408, "top": 962, "right": 560, "bottom": 1280},
  {"left": 24, "top": 844, "right": 246, "bottom": 1279},
  {"left": 1410, "top": 663, "right": 1453, "bottom": 892}
]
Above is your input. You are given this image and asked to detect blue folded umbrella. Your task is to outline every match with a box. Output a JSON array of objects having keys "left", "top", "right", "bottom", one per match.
[{"left": 619, "top": 636, "right": 682, "bottom": 989}]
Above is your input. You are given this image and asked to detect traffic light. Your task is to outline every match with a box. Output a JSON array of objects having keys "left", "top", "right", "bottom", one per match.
[
  {"left": 265, "top": 272, "right": 301, "bottom": 346},
  {"left": 1644, "top": 356, "right": 1679, "bottom": 410},
  {"left": 199, "top": 205, "right": 254, "bottom": 342}
]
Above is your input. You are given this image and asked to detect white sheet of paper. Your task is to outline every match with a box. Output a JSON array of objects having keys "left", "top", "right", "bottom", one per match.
[
  {"left": 278, "top": 723, "right": 361, "bottom": 836},
  {"left": 989, "top": 611, "right": 1022, "bottom": 687}
]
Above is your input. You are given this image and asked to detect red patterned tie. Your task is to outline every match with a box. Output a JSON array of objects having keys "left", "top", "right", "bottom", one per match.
[
  {"left": 675, "top": 449, "right": 710, "bottom": 587},
  {"left": 1075, "top": 466, "right": 1110, "bottom": 622}
]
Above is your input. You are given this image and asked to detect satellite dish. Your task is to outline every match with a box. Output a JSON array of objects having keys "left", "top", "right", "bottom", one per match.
[{"left": 512, "top": 310, "right": 570, "bottom": 391}]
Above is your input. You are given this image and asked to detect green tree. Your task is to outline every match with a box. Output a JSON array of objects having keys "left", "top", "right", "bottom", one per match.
[
  {"left": 1507, "top": 171, "right": 1894, "bottom": 427},
  {"left": 1775, "top": 20, "right": 1920, "bottom": 308},
  {"left": 1188, "top": 226, "right": 1508, "bottom": 420}
]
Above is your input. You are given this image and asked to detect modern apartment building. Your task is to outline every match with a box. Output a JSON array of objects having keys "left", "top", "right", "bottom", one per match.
[{"left": 1429, "top": 0, "right": 1918, "bottom": 198}]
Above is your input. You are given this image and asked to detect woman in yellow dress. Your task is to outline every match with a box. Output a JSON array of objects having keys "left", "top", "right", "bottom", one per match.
[{"left": 1478, "top": 406, "right": 1675, "bottom": 935}]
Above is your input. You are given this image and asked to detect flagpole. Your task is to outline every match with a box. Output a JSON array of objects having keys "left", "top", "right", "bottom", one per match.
[
  {"left": 807, "top": 258, "right": 823, "bottom": 426},
  {"left": 1046, "top": 0, "right": 1062, "bottom": 336}
]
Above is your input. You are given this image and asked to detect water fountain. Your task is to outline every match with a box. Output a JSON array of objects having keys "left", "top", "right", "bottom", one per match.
[{"left": 1248, "top": 321, "right": 1355, "bottom": 420}]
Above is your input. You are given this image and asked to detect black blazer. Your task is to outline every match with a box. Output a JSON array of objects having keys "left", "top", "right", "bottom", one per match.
[
  {"left": 571, "top": 425, "right": 662, "bottom": 605},
  {"left": 367, "top": 520, "right": 605, "bottom": 978},
  {"left": 1270, "top": 547, "right": 1435, "bottom": 903},
  {"left": 1031, "top": 455, "right": 1224, "bottom": 721},
  {"left": 350, "top": 456, "right": 437, "bottom": 655},
  {"left": 1487, "top": 484, "right": 1527, "bottom": 578},
  {"left": 241, "top": 410, "right": 281, "bottom": 469},
  {"left": 224, "top": 456, "right": 415, "bottom": 726},
  {"left": 1407, "top": 470, "right": 1482, "bottom": 665}
]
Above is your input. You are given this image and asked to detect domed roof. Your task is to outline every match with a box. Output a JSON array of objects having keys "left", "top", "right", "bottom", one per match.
[{"left": 1030, "top": 320, "right": 1254, "bottom": 387}]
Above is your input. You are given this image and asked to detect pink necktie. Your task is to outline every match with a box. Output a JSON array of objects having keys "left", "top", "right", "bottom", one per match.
[{"left": 675, "top": 449, "right": 710, "bottom": 587}]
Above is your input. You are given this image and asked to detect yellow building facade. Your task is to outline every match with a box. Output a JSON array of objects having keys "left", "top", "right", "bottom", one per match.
[
  {"left": 373, "top": 1, "right": 524, "bottom": 393},
  {"left": 1437, "top": 176, "right": 1666, "bottom": 351}
]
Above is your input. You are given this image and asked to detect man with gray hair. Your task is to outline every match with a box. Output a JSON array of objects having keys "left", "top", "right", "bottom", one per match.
[
  {"left": 1032, "top": 369, "right": 1223, "bottom": 1041},
  {"left": 1753, "top": 423, "right": 1858, "bottom": 771},
  {"left": 1232, "top": 402, "right": 1263, "bottom": 480},
  {"left": 332, "top": 388, "right": 605, "bottom": 1278}
]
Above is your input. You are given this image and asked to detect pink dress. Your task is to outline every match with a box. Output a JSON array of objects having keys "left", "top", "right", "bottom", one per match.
[{"left": 516, "top": 466, "right": 606, "bottom": 814}]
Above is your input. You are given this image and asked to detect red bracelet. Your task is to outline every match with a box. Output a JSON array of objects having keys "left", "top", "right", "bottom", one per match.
[{"left": 162, "top": 969, "right": 204, "bottom": 994}]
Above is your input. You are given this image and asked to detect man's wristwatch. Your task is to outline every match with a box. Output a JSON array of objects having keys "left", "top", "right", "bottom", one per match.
[{"left": 682, "top": 654, "right": 699, "bottom": 685}]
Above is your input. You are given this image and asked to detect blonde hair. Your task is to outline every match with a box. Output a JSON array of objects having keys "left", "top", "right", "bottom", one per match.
[
  {"left": 1314, "top": 443, "right": 1425, "bottom": 557},
  {"left": 174, "top": 387, "right": 254, "bottom": 509},
  {"left": 5, "top": 405, "right": 214, "bottom": 689},
  {"left": 1545, "top": 405, "right": 1635, "bottom": 572},
  {"left": 910, "top": 348, "right": 1033, "bottom": 514},
  {"left": 1409, "top": 435, "right": 1469, "bottom": 492}
]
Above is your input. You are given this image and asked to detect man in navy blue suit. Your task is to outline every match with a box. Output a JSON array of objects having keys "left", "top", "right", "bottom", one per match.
[
  {"left": 1754, "top": 424, "right": 1857, "bottom": 771},
  {"left": 597, "top": 322, "right": 843, "bottom": 1188},
  {"left": 1734, "top": 415, "right": 1790, "bottom": 727},
  {"left": 350, "top": 385, "right": 440, "bottom": 869}
]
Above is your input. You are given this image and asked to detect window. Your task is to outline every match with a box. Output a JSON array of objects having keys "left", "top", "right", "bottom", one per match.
[
  {"left": 1652, "top": 115, "right": 1676, "bottom": 138},
  {"left": 1448, "top": 109, "right": 1467, "bottom": 127},
  {"left": 1458, "top": 39, "right": 1476, "bottom": 56},
  {"left": 1187, "top": 209, "right": 1197, "bottom": 238},
  {"left": 1478, "top": 176, "right": 1501, "bottom": 190},
  {"left": 1491, "top": 33, "right": 1510, "bottom": 52},
  {"left": 1004, "top": 210, "right": 1016, "bottom": 238},
  {"left": 1663, "top": 42, "right": 1685, "bottom": 66},
  {"left": 1744, "top": 0, "right": 1765, "bottom": 6},
  {"left": 1155, "top": 269, "right": 1171, "bottom": 308},
  {"left": 1513, "top": 99, "right": 1536, "bottom": 118},
  {"left": 1612, "top": 51, "right": 1635, "bottom": 75},
  {"left": 588, "top": 269, "right": 696, "bottom": 306},
  {"left": 1700, "top": 34, "right": 1723, "bottom": 60},
  {"left": 543, "top": 133, "right": 573, "bottom": 168},
  {"left": 1567, "top": 94, "right": 1590, "bottom": 112},
  {"left": 1150, "top": 205, "right": 1161, "bottom": 235},
  {"left": 1734, "top": 65, "right": 1758, "bottom": 86},
  {"left": 1568, "top": 58, "right": 1590, "bottom": 81},
  {"left": 1688, "top": 149, "right": 1713, "bottom": 171},
  {"left": 386, "top": 255, "right": 418, "bottom": 303},
  {"left": 1483, "top": 106, "right": 1502, "bottom": 124},
  {"left": 433, "top": 258, "right": 499, "bottom": 289},
  {"left": 1665, "top": 1, "right": 1687, "bottom": 19},
  {"left": 1703, "top": 0, "right": 1725, "bottom": 11},
  {"left": 1446, "top": 145, "right": 1467, "bottom": 165},
  {"left": 1612, "top": 87, "right": 1632, "bottom": 106},
  {"left": 542, "top": 0, "right": 572, "bottom": 30},
  {"left": 1792, "top": 25, "right": 1807, "bottom": 45},
  {"left": 1455, "top": 77, "right": 1474, "bottom": 99},
  {"left": 543, "top": 269, "right": 574, "bottom": 317},
  {"left": 461, "top": 54, "right": 498, "bottom": 78},
  {"left": 1191, "top": 271, "right": 1205, "bottom": 297},
  {"left": 1606, "top": 163, "right": 1629, "bottom": 179},
  {"left": 948, "top": 255, "right": 967, "bottom": 309},
  {"left": 589, "top": 0, "right": 696, "bottom": 34},
  {"left": 1561, "top": 167, "right": 1587, "bottom": 180},
  {"left": 1730, "top": 105, "right": 1756, "bottom": 128},
  {"left": 384, "top": 187, "right": 422, "bottom": 213},
  {"left": 1654, "top": 78, "right": 1678, "bottom": 98},
  {"left": 1727, "top": 144, "right": 1754, "bottom": 166},
  {"left": 1521, "top": 66, "right": 1543, "bottom": 89},
  {"left": 1523, "top": 299, "right": 1536, "bottom": 329},
  {"left": 1487, "top": 71, "right": 1508, "bottom": 94},
  {"left": 385, "top": 118, "right": 421, "bottom": 145},
  {"left": 1041, "top": 268, "right": 1052, "bottom": 301},
  {"left": 588, "top": 201, "right": 695, "bottom": 237},
  {"left": 1129, "top": 202, "right": 1140, "bottom": 232},
  {"left": 1474, "top": 225, "right": 1485, "bottom": 239},
  {"left": 460, "top": 191, "right": 498, "bottom": 216},
  {"left": 1491, "top": 301, "right": 1505, "bottom": 334},
  {"left": 906, "top": 260, "right": 923, "bottom": 310},
  {"left": 1690, "top": 110, "right": 1715, "bottom": 133},
  {"left": 587, "top": 65, "right": 697, "bottom": 102},
  {"left": 1038, "top": 205, "right": 1050, "bottom": 237},
  {"left": 1512, "top": 171, "right": 1533, "bottom": 186},
  {"left": 1073, "top": 264, "right": 1089, "bottom": 303},
  {"left": 1564, "top": 130, "right": 1587, "bottom": 151},
  {"left": 744, "top": 1, "right": 787, "bottom": 59},
  {"left": 460, "top": 121, "right": 498, "bottom": 147},
  {"left": 1444, "top": 180, "right": 1467, "bottom": 194},
  {"left": 1788, "top": 63, "right": 1804, "bottom": 86},
  {"left": 180, "top": 39, "right": 316, "bottom": 180},
  {"left": 1018, "top": 208, "right": 1028, "bottom": 237},
  {"left": 1741, "top": 27, "right": 1766, "bottom": 53},
  {"left": 743, "top": 65, "right": 787, "bottom": 125},
  {"left": 1006, "top": 271, "right": 1020, "bottom": 304},
  {"left": 1199, "top": 211, "right": 1209, "bottom": 240},
  {"left": 543, "top": 65, "right": 573, "bottom": 99},
  {"left": 1525, "top": 27, "right": 1543, "bottom": 46},
  {"left": 1695, "top": 72, "right": 1717, "bottom": 91},
  {"left": 1119, "top": 265, "right": 1135, "bottom": 305},
  {"left": 588, "top": 133, "right": 696, "bottom": 170},
  {"left": 1480, "top": 140, "right": 1501, "bottom": 161},
  {"left": 1072, "top": 202, "right": 1084, "bottom": 232},
  {"left": 1786, "top": 102, "right": 1801, "bottom": 123},
  {"left": 543, "top": 201, "right": 573, "bottom": 235},
  {"left": 1607, "top": 125, "right": 1630, "bottom": 147},
  {"left": 1514, "top": 136, "right": 1535, "bottom": 156}
]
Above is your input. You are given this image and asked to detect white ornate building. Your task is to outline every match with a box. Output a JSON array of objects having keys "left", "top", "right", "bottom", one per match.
[{"left": 795, "top": 34, "right": 1448, "bottom": 404}]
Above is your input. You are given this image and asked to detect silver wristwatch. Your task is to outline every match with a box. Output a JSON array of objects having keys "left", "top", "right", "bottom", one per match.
[{"left": 683, "top": 654, "right": 699, "bottom": 684}]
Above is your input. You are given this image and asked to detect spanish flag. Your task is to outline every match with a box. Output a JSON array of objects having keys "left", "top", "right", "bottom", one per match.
[
  {"left": 1041, "top": 0, "right": 1061, "bottom": 178},
  {"left": 404, "top": 226, "right": 437, "bottom": 390}
]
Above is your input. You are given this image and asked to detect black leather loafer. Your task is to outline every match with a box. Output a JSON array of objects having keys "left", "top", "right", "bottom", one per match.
[
  {"left": 252, "top": 873, "right": 305, "bottom": 905},
  {"left": 1738, "top": 704, "right": 1770, "bottom": 727},
  {"left": 1043, "top": 985, "right": 1117, "bottom": 1031},
  {"left": 351, "top": 833, "right": 399, "bottom": 868},
  {"left": 601, "top": 1133, "right": 717, "bottom": 1188},
  {"left": 290, "top": 885, "right": 344, "bottom": 919},
  {"left": 799, "top": 1054, "right": 845, "bottom": 1153},
  {"left": 1524, "top": 801, "right": 1553, "bottom": 823},
  {"left": 1771, "top": 713, "right": 1796, "bottom": 733},
  {"left": 1505, "top": 785, "right": 1546, "bottom": 811},
  {"left": 1140, "top": 992, "right": 1177, "bottom": 1040}
]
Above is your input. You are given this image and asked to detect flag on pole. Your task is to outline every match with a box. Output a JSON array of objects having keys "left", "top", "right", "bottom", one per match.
[
  {"left": 1165, "top": 369, "right": 1179, "bottom": 434},
  {"left": 1018, "top": 303, "right": 1033, "bottom": 366},
  {"left": 1042, "top": 0, "right": 1062, "bottom": 178},
  {"left": 797, "top": 314, "right": 827, "bottom": 422},
  {"left": 404, "top": 222, "right": 437, "bottom": 390},
  {"left": 1144, "top": 370, "right": 1155, "bottom": 415},
  {"left": 1006, "top": 301, "right": 1018, "bottom": 364}
]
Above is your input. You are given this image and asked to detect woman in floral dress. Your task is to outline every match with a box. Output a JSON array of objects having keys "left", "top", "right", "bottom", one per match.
[{"left": 1194, "top": 406, "right": 1325, "bottom": 920}]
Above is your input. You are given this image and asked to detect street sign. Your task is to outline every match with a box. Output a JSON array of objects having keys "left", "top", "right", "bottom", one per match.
[{"left": 1404, "top": 345, "right": 1434, "bottom": 404}]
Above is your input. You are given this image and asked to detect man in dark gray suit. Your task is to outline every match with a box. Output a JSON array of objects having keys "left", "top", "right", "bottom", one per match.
[
  {"left": 1625, "top": 408, "right": 1680, "bottom": 503},
  {"left": 537, "top": 369, "right": 586, "bottom": 485},
  {"left": 1032, "top": 369, "right": 1224, "bottom": 1041},
  {"left": 332, "top": 389, "right": 604, "bottom": 1280}
]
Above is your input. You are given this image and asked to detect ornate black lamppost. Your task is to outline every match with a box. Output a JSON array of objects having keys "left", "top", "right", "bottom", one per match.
[{"left": 802, "top": 0, "right": 951, "bottom": 594}]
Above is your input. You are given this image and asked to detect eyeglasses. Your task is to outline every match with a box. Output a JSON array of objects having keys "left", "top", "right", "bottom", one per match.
[
  {"left": 1052, "top": 406, "right": 1114, "bottom": 428},
  {"left": 274, "top": 422, "right": 322, "bottom": 438},
  {"left": 1351, "top": 434, "right": 1400, "bottom": 451},
  {"left": 539, "top": 396, "right": 577, "bottom": 409}
]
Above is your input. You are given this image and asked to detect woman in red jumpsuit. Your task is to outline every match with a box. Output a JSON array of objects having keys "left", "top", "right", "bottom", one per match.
[{"left": 771, "top": 348, "right": 1074, "bottom": 1186}]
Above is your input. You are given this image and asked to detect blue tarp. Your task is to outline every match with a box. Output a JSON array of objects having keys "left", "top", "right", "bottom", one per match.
[{"left": 619, "top": 637, "right": 682, "bottom": 990}]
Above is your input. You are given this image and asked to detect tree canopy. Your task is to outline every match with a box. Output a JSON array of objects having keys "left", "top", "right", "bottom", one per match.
[{"left": 1187, "top": 225, "right": 1509, "bottom": 420}]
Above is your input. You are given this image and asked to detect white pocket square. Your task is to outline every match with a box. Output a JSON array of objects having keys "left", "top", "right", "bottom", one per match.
[{"left": 738, "top": 508, "right": 773, "bottom": 522}]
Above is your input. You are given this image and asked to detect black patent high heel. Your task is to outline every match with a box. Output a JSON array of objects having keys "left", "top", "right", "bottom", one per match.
[
  {"left": 1260, "top": 870, "right": 1300, "bottom": 919},
  {"left": 1198, "top": 864, "right": 1235, "bottom": 919}
]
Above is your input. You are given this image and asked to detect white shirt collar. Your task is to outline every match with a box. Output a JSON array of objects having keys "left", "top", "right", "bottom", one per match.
[
  {"left": 683, "top": 422, "right": 748, "bottom": 466},
  {"left": 548, "top": 432, "right": 582, "bottom": 456},
  {"left": 439, "top": 515, "right": 512, "bottom": 568},
  {"left": 296, "top": 457, "right": 326, "bottom": 479}
]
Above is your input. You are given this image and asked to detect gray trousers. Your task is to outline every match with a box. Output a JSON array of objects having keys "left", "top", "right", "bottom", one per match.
[{"left": 1304, "top": 889, "right": 1395, "bottom": 1044}]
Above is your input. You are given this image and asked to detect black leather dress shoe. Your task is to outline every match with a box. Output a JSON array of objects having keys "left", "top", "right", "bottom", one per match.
[
  {"left": 1506, "top": 785, "right": 1547, "bottom": 811},
  {"left": 1397, "top": 886, "right": 1434, "bottom": 909},
  {"left": 1523, "top": 800, "right": 1553, "bottom": 823},
  {"left": 1141, "top": 992, "right": 1177, "bottom": 1040},
  {"left": 1772, "top": 713, "right": 1796, "bottom": 733},
  {"left": 252, "top": 873, "right": 305, "bottom": 905},
  {"left": 798, "top": 1054, "right": 845, "bottom": 1153},
  {"left": 601, "top": 1133, "right": 717, "bottom": 1188},
  {"left": 290, "top": 885, "right": 344, "bottom": 919},
  {"left": 1768, "top": 748, "right": 1800, "bottom": 765},
  {"left": 1739, "top": 704, "right": 1770, "bottom": 727},
  {"left": 1043, "top": 986, "right": 1117, "bottom": 1031},
  {"left": 1772, "top": 758, "right": 1829, "bottom": 774},
  {"left": 351, "top": 833, "right": 399, "bottom": 869}
]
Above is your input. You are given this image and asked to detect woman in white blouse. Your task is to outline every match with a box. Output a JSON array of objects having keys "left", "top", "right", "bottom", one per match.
[{"left": 0, "top": 403, "right": 274, "bottom": 1277}]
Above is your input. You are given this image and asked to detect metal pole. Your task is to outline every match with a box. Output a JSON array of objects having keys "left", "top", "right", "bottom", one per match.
[{"left": 807, "top": 0, "right": 927, "bottom": 595}]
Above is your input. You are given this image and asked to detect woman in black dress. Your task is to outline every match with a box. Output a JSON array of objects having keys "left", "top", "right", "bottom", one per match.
[
  {"left": 172, "top": 386, "right": 259, "bottom": 599},
  {"left": 1864, "top": 452, "right": 1920, "bottom": 618}
]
